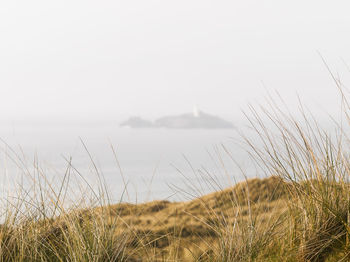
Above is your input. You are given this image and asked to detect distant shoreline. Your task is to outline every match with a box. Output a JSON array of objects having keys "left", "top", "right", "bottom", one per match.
[{"left": 120, "top": 110, "right": 234, "bottom": 129}]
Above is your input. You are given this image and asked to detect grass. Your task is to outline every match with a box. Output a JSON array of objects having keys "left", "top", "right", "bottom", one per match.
[
  {"left": 0, "top": 153, "right": 348, "bottom": 261},
  {"left": 0, "top": 145, "right": 291, "bottom": 261},
  {"left": 0, "top": 143, "right": 133, "bottom": 262},
  {"left": 3, "top": 76, "right": 350, "bottom": 260},
  {"left": 112, "top": 78, "right": 350, "bottom": 261},
  {"left": 105, "top": 176, "right": 288, "bottom": 261}
]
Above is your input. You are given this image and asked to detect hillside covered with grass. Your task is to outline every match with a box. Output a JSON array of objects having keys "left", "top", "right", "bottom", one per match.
[
  {"left": 2, "top": 88, "right": 350, "bottom": 261},
  {"left": 1, "top": 172, "right": 350, "bottom": 262},
  {"left": 107, "top": 176, "right": 289, "bottom": 261}
]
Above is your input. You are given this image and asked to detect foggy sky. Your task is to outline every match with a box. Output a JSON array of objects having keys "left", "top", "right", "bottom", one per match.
[{"left": 1, "top": 0, "right": 350, "bottom": 121}]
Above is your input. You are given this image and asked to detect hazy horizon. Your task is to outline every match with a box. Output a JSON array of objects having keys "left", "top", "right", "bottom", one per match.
[{"left": 1, "top": 0, "right": 350, "bottom": 202}]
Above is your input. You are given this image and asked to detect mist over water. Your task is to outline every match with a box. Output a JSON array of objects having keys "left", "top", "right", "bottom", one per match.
[
  {"left": 0, "top": 119, "right": 257, "bottom": 203},
  {"left": 0, "top": 0, "right": 348, "bottom": 204}
]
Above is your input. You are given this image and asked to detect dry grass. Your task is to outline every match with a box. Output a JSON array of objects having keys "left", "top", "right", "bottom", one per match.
[
  {"left": 0, "top": 143, "right": 133, "bottom": 262},
  {"left": 2, "top": 122, "right": 350, "bottom": 262},
  {"left": 0, "top": 165, "right": 348, "bottom": 261},
  {"left": 3, "top": 69, "right": 350, "bottom": 260},
  {"left": 106, "top": 176, "right": 290, "bottom": 261},
  {"left": 0, "top": 162, "right": 291, "bottom": 261}
]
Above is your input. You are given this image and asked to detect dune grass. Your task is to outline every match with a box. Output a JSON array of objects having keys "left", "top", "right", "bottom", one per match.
[
  {"left": 237, "top": 78, "right": 350, "bottom": 261},
  {"left": 2, "top": 78, "right": 350, "bottom": 260},
  {"left": 0, "top": 141, "right": 348, "bottom": 261},
  {"left": 0, "top": 143, "right": 291, "bottom": 262}
]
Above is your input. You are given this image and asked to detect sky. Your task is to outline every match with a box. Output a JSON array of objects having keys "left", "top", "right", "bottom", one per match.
[{"left": 1, "top": 0, "right": 350, "bottom": 121}]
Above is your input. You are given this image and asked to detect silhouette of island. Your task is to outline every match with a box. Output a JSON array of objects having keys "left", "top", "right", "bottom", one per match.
[
  {"left": 120, "top": 107, "right": 234, "bottom": 129},
  {"left": 120, "top": 116, "right": 154, "bottom": 128}
]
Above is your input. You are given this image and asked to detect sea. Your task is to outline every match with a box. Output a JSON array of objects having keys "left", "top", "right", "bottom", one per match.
[{"left": 0, "top": 120, "right": 261, "bottom": 204}]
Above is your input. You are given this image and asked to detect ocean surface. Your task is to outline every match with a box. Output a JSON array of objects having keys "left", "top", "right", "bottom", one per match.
[{"left": 0, "top": 121, "right": 260, "bottom": 203}]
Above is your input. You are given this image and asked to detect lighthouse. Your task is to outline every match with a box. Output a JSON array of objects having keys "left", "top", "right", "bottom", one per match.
[{"left": 193, "top": 105, "right": 200, "bottom": 117}]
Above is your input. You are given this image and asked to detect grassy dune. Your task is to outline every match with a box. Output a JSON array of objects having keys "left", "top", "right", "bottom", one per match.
[
  {"left": 3, "top": 83, "right": 350, "bottom": 260},
  {"left": 107, "top": 176, "right": 289, "bottom": 261},
  {"left": 2, "top": 173, "right": 349, "bottom": 261},
  {"left": 1, "top": 162, "right": 350, "bottom": 261}
]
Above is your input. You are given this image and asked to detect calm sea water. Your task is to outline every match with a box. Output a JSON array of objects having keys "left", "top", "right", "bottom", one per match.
[{"left": 0, "top": 121, "right": 259, "bottom": 203}]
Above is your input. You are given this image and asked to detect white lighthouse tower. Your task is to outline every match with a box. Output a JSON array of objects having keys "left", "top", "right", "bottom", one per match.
[{"left": 193, "top": 105, "right": 200, "bottom": 117}]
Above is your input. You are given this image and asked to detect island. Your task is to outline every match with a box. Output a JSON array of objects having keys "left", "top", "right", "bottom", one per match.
[
  {"left": 119, "top": 116, "right": 154, "bottom": 128},
  {"left": 120, "top": 107, "right": 234, "bottom": 129}
]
